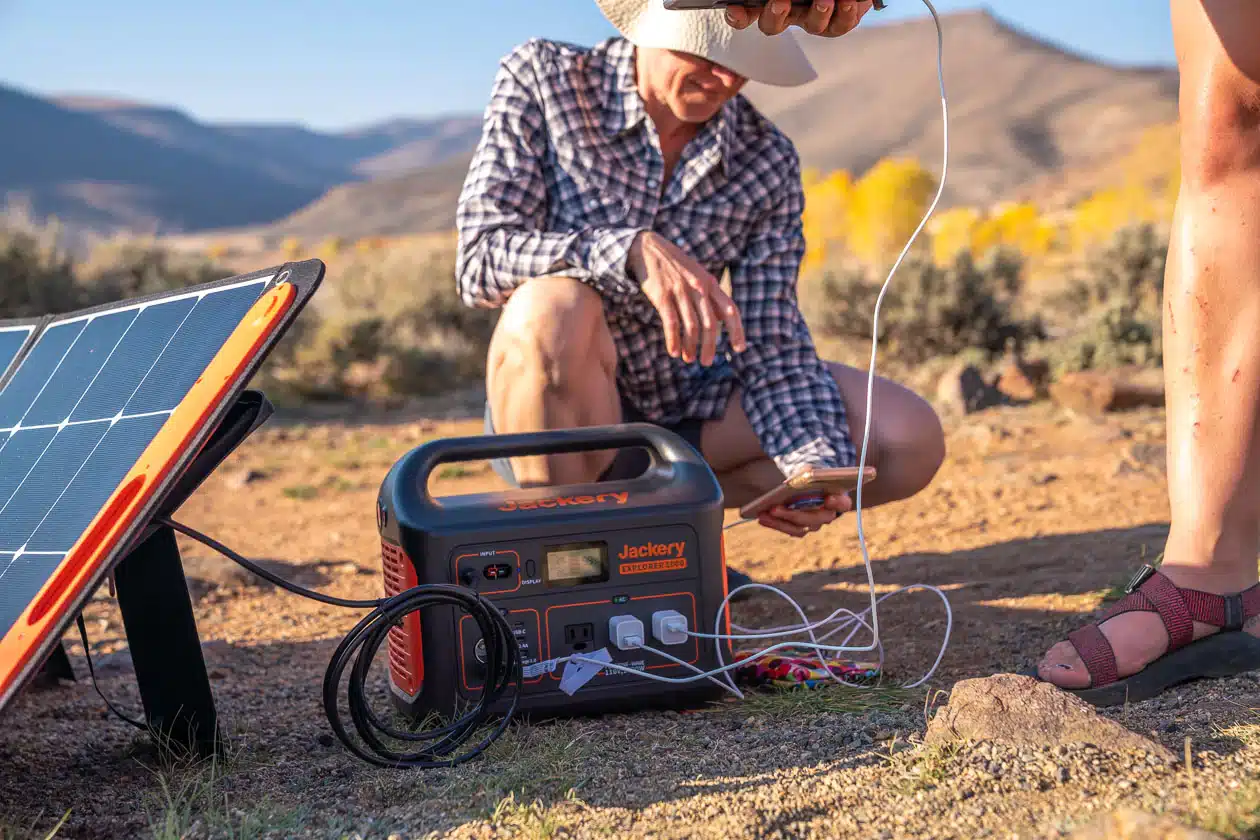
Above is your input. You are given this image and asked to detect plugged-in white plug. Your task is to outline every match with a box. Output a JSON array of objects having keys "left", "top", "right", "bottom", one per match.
[
  {"left": 608, "top": 615, "right": 645, "bottom": 651},
  {"left": 651, "top": 609, "right": 688, "bottom": 645}
]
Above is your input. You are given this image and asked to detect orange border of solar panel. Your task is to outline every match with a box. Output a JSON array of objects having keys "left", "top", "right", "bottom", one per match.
[{"left": 0, "top": 280, "right": 296, "bottom": 705}]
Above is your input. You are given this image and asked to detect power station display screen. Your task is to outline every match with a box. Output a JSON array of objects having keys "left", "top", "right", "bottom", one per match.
[{"left": 543, "top": 542, "right": 608, "bottom": 588}]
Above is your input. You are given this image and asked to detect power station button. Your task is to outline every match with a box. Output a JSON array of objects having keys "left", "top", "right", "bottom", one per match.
[
  {"left": 525, "top": 560, "right": 536, "bottom": 579},
  {"left": 483, "top": 563, "right": 512, "bottom": 580}
]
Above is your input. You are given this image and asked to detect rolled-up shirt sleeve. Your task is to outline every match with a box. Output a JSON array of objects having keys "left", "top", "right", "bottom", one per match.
[{"left": 455, "top": 43, "right": 644, "bottom": 309}]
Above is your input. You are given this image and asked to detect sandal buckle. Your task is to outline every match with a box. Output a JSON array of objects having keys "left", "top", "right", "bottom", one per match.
[{"left": 1125, "top": 564, "right": 1157, "bottom": 594}]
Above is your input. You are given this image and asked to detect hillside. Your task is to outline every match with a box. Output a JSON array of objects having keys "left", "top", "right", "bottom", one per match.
[
  {"left": 246, "top": 9, "right": 1179, "bottom": 242},
  {"left": 261, "top": 152, "right": 477, "bottom": 241},
  {"left": 1, "top": 87, "right": 482, "bottom": 236},
  {"left": 741, "top": 9, "right": 1180, "bottom": 208},
  {"left": 3, "top": 9, "right": 1178, "bottom": 241},
  {"left": 0, "top": 85, "right": 327, "bottom": 234}
]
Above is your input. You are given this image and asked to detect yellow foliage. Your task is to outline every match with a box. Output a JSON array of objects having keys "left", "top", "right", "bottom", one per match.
[
  {"left": 801, "top": 169, "right": 854, "bottom": 273},
  {"left": 355, "top": 236, "right": 387, "bottom": 253},
  {"left": 847, "top": 158, "right": 937, "bottom": 267},
  {"left": 1066, "top": 185, "right": 1159, "bottom": 253},
  {"left": 281, "top": 237, "right": 303, "bottom": 259},
  {"left": 206, "top": 242, "right": 229, "bottom": 261},
  {"left": 318, "top": 236, "right": 346, "bottom": 260},
  {"left": 928, "top": 207, "right": 981, "bottom": 264},
  {"left": 972, "top": 202, "right": 1057, "bottom": 259}
]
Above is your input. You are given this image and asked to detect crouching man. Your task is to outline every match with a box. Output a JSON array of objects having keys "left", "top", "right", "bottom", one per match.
[{"left": 455, "top": 0, "right": 945, "bottom": 588}]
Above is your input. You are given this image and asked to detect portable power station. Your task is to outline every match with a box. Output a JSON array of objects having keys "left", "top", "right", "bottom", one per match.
[{"left": 376, "top": 423, "right": 735, "bottom": 721}]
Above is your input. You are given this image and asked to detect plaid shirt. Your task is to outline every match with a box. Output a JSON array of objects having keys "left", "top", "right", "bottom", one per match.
[{"left": 455, "top": 36, "right": 856, "bottom": 475}]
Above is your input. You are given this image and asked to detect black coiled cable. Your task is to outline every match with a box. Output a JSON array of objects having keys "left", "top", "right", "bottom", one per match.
[{"left": 158, "top": 517, "right": 522, "bottom": 769}]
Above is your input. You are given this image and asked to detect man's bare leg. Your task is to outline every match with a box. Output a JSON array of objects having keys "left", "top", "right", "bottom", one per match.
[
  {"left": 703, "top": 362, "right": 946, "bottom": 525},
  {"left": 486, "top": 277, "right": 622, "bottom": 486},
  {"left": 1039, "top": 0, "right": 1260, "bottom": 688}
]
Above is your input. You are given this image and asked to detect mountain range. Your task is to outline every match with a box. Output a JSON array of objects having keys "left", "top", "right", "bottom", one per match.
[{"left": 0, "top": 10, "right": 1179, "bottom": 243}]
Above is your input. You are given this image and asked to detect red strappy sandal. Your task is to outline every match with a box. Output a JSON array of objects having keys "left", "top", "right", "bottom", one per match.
[{"left": 1042, "top": 564, "right": 1260, "bottom": 706}]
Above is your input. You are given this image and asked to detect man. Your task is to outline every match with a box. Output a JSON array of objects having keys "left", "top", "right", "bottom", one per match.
[
  {"left": 456, "top": 0, "right": 944, "bottom": 589},
  {"left": 736, "top": 0, "right": 1260, "bottom": 703}
]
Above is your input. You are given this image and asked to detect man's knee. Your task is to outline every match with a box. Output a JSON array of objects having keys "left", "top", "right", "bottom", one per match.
[
  {"left": 489, "top": 277, "right": 615, "bottom": 392},
  {"left": 878, "top": 390, "right": 945, "bottom": 494}
]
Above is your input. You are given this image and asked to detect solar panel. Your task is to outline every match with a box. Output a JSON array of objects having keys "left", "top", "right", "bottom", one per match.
[{"left": 0, "top": 260, "right": 322, "bottom": 713}]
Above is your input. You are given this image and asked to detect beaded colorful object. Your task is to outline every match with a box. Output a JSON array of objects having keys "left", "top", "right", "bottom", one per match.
[{"left": 733, "top": 649, "right": 881, "bottom": 689}]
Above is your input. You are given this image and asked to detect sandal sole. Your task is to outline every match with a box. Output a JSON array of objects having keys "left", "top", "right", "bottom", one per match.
[{"left": 1025, "top": 631, "right": 1260, "bottom": 707}]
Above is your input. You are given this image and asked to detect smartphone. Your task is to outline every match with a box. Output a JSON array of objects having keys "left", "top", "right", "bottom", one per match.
[
  {"left": 663, "top": 0, "right": 885, "bottom": 9},
  {"left": 663, "top": 1, "right": 813, "bottom": 8},
  {"left": 738, "top": 465, "right": 876, "bottom": 520}
]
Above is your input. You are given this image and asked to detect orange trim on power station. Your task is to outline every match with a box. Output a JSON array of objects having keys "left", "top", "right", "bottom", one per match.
[{"left": 0, "top": 282, "right": 296, "bottom": 707}]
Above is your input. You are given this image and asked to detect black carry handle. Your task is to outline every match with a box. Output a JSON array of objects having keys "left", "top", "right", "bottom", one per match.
[{"left": 410, "top": 422, "right": 705, "bottom": 487}]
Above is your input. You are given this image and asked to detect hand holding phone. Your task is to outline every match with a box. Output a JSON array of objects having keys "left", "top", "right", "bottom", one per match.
[
  {"left": 739, "top": 465, "right": 875, "bottom": 538},
  {"left": 663, "top": 0, "right": 880, "bottom": 39}
]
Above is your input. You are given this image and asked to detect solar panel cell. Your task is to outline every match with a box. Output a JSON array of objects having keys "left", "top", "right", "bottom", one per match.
[
  {"left": 123, "top": 280, "right": 268, "bottom": 416},
  {"left": 0, "top": 322, "right": 86, "bottom": 429},
  {"left": 68, "top": 298, "right": 199, "bottom": 423},
  {"left": 0, "top": 422, "right": 110, "bottom": 554},
  {"left": 26, "top": 414, "right": 169, "bottom": 554},
  {"left": 0, "top": 327, "right": 34, "bottom": 381},
  {"left": 0, "top": 428, "right": 58, "bottom": 515},
  {"left": 24, "top": 310, "right": 140, "bottom": 428}
]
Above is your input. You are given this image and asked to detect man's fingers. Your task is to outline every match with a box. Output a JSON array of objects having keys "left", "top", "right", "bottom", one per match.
[
  {"left": 724, "top": 5, "right": 757, "bottom": 29},
  {"left": 693, "top": 292, "right": 720, "bottom": 366},
  {"left": 826, "top": 0, "right": 872, "bottom": 36},
  {"left": 758, "top": 0, "right": 793, "bottom": 35},
  {"left": 654, "top": 292, "right": 682, "bottom": 359},
  {"left": 759, "top": 513, "right": 808, "bottom": 538},
  {"left": 802, "top": 0, "right": 835, "bottom": 34},
  {"left": 674, "top": 286, "right": 701, "bottom": 364},
  {"left": 709, "top": 285, "right": 747, "bottom": 353}
]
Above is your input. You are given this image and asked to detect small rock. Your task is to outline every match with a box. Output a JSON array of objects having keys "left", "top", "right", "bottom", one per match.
[
  {"left": 924, "top": 674, "right": 1176, "bottom": 761},
  {"left": 1069, "top": 808, "right": 1223, "bottom": 839},
  {"left": 228, "top": 468, "right": 268, "bottom": 488}
]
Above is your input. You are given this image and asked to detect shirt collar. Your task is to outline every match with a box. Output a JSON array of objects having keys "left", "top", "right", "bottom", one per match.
[{"left": 600, "top": 37, "right": 738, "bottom": 174}]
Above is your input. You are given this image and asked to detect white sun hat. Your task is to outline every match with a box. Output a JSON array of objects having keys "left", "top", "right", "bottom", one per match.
[{"left": 595, "top": 0, "right": 818, "bottom": 87}]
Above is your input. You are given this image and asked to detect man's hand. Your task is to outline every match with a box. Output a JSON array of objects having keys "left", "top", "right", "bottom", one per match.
[
  {"left": 724, "top": 0, "right": 874, "bottom": 37},
  {"left": 628, "top": 232, "right": 747, "bottom": 366},
  {"left": 757, "top": 493, "right": 853, "bottom": 538}
]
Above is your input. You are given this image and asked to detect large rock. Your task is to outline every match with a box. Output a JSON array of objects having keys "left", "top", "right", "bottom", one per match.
[
  {"left": 925, "top": 674, "right": 1175, "bottom": 761},
  {"left": 1070, "top": 809, "right": 1222, "bottom": 840},
  {"left": 1049, "top": 371, "right": 1165, "bottom": 415}
]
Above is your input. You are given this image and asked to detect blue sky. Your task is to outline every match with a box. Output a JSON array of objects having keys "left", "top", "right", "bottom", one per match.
[{"left": 0, "top": 0, "right": 1174, "bottom": 131}]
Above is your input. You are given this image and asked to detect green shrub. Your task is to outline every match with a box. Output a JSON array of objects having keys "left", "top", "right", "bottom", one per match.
[
  {"left": 0, "top": 225, "right": 80, "bottom": 317},
  {"left": 1042, "top": 222, "right": 1168, "bottom": 375},
  {"left": 77, "top": 237, "right": 233, "bottom": 305},
  {"left": 805, "top": 246, "right": 1037, "bottom": 365},
  {"left": 265, "top": 245, "right": 498, "bottom": 400}
]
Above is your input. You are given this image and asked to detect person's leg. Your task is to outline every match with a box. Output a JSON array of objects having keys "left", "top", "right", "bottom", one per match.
[
  {"left": 485, "top": 276, "right": 622, "bottom": 486},
  {"left": 702, "top": 362, "right": 946, "bottom": 522},
  {"left": 1038, "top": 0, "right": 1260, "bottom": 690}
]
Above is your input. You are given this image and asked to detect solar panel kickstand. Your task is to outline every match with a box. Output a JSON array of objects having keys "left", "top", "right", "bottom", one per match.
[{"left": 111, "top": 389, "right": 274, "bottom": 759}]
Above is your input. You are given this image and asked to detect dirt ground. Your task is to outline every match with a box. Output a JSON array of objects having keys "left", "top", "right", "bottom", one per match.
[{"left": 3, "top": 399, "right": 1260, "bottom": 839}]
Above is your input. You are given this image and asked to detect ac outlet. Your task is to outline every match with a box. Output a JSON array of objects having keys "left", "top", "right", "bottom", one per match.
[{"left": 563, "top": 622, "right": 595, "bottom": 651}]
